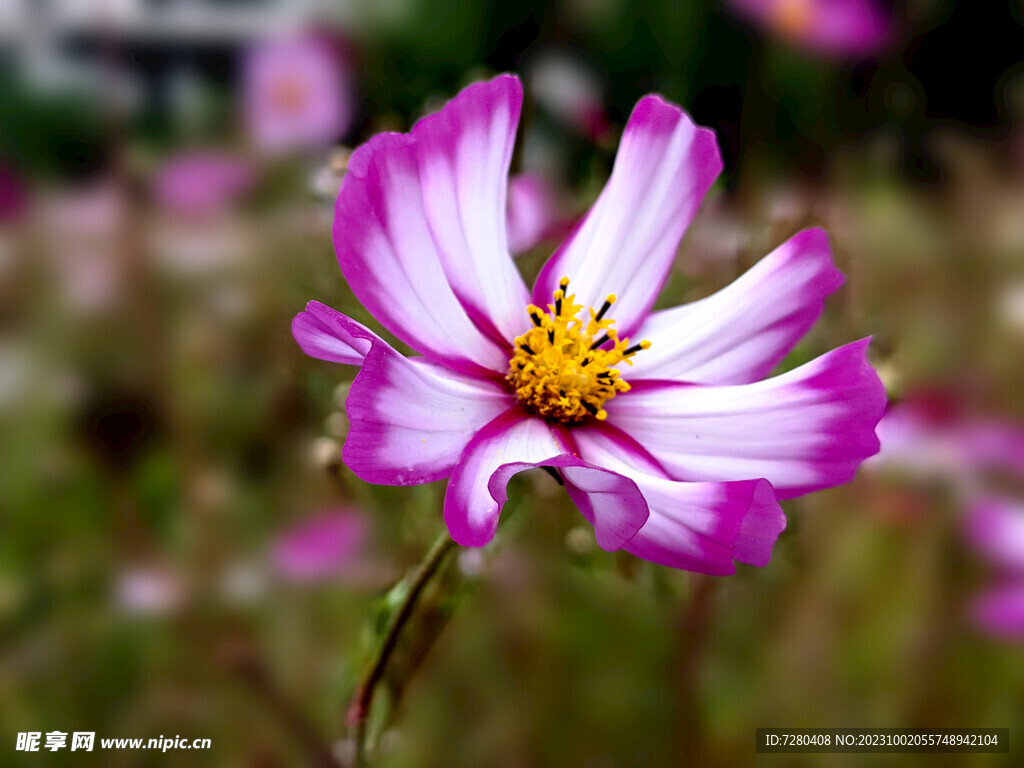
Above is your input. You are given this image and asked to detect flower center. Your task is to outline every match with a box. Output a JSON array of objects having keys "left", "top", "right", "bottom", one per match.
[
  {"left": 506, "top": 277, "right": 650, "bottom": 424},
  {"left": 271, "top": 76, "right": 310, "bottom": 115},
  {"left": 771, "top": 0, "right": 815, "bottom": 38}
]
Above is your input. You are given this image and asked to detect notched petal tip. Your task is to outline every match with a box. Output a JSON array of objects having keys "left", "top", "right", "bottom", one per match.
[
  {"left": 799, "top": 337, "right": 888, "bottom": 470},
  {"left": 411, "top": 73, "right": 524, "bottom": 138},
  {"left": 627, "top": 94, "right": 725, "bottom": 175},
  {"left": 533, "top": 88, "right": 724, "bottom": 335}
]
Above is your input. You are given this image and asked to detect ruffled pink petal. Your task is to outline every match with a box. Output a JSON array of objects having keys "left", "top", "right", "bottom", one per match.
[
  {"left": 412, "top": 76, "right": 532, "bottom": 343},
  {"left": 343, "top": 331, "right": 514, "bottom": 485},
  {"left": 444, "top": 410, "right": 650, "bottom": 549},
  {"left": 534, "top": 95, "right": 721, "bottom": 336},
  {"left": 628, "top": 228, "right": 844, "bottom": 384},
  {"left": 574, "top": 427, "right": 786, "bottom": 574},
  {"left": 607, "top": 339, "right": 886, "bottom": 498},
  {"left": 335, "top": 132, "right": 509, "bottom": 374},
  {"left": 966, "top": 497, "right": 1024, "bottom": 573},
  {"left": 506, "top": 173, "right": 555, "bottom": 255},
  {"left": 558, "top": 462, "right": 649, "bottom": 552},
  {"left": 292, "top": 301, "right": 383, "bottom": 365},
  {"left": 444, "top": 410, "right": 566, "bottom": 546},
  {"left": 970, "top": 583, "right": 1024, "bottom": 638}
]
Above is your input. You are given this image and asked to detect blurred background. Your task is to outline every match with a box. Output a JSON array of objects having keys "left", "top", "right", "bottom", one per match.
[{"left": 2, "top": 0, "right": 1024, "bottom": 765}]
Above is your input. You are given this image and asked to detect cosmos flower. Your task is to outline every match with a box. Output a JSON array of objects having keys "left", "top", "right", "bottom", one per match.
[
  {"left": 151, "top": 151, "right": 256, "bottom": 219},
  {"left": 243, "top": 32, "right": 352, "bottom": 155},
  {"left": 293, "top": 75, "right": 885, "bottom": 574},
  {"left": 271, "top": 509, "right": 368, "bottom": 583},
  {"left": 115, "top": 563, "right": 186, "bottom": 617},
  {"left": 965, "top": 497, "right": 1024, "bottom": 638},
  {"left": 42, "top": 179, "right": 126, "bottom": 313},
  {"left": 868, "top": 395, "right": 1024, "bottom": 486},
  {"left": 726, "top": 0, "right": 891, "bottom": 58}
]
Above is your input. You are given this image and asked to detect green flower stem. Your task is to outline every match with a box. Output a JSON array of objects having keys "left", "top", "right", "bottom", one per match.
[{"left": 347, "top": 530, "right": 457, "bottom": 767}]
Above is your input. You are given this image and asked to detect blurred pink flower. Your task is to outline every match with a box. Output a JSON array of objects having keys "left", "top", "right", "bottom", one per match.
[
  {"left": 0, "top": 164, "right": 28, "bottom": 223},
  {"left": 869, "top": 395, "right": 1024, "bottom": 483},
  {"left": 726, "top": 0, "right": 892, "bottom": 58},
  {"left": 971, "top": 586, "right": 1024, "bottom": 638},
  {"left": 271, "top": 509, "right": 367, "bottom": 582},
  {"left": 149, "top": 215, "right": 252, "bottom": 276},
  {"left": 115, "top": 563, "right": 186, "bottom": 616},
  {"left": 41, "top": 180, "right": 125, "bottom": 312},
  {"left": 966, "top": 497, "right": 1024, "bottom": 638},
  {"left": 292, "top": 75, "right": 886, "bottom": 575},
  {"left": 151, "top": 151, "right": 256, "bottom": 218},
  {"left": 244, "top": 32, "right": 352, "bottom": 155},
  {"left": 505, "top": 173, "right": 567, "bottom": 256},
  {"left": 967, "top": 497, "right": 1024, "bottom": 573}
]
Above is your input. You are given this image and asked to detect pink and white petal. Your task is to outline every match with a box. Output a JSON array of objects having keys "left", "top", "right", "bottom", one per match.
[
  {"left": 445, "top": 412, "right": 650, "bottom": 549},
  {"left": 970, "top": 583, "right": 1024, "bottom": 639},
  {"left": 558, "top": 466, "right": 647, "bottom": 552},
  {"left": 343, "top": 335, "right": 514, "bottom": 486},
  {"left": 444, "top": 410, "right": 566, "bottom": 546},
  {"left": 606, "top": 339, "right": 886, "bottom": 498},
  {"left": 574, "top": 427, "right": 786, "bottom": 574},
  {"left": 966, "top": 497, "right": 1024, "bottom": 573},
  {"left": 412, "top": 76, "right": 531, "bottom": 342},
  {"left": 628, "top": 228, "right": 845, "bottom": 384},
  {"left": 292, "top": 300, "right": 384, "bottom": 365},
  {"left": 492, "top": 455, "right": 649, "bottom": 552},
  {"left": 335, "top": 133, "right": 508, "bottom": 374},
  {"left": 625, "top": 479, "right": 783, "bottom": 574},
  {"left": 506, "top": 173, "right": 554, "bottom": 255},
  {"left": 534, "top": 96, "right": 722, "bottom": 336}
]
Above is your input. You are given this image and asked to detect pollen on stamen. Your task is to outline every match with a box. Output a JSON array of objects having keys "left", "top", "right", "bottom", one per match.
[
  {"left": 593, "top": 294, "right": 616, "bottom": 322},
  {"left": 505, "top": 281, "right": 650, "bottom": 424},
  {"left": 623, "top": 340, "right": 652, "bottom": 356}
]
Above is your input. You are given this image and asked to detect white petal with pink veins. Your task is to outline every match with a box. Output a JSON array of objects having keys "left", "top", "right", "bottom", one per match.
[
  {"left": 628, "top": 228, "right": 844, "bottom": 384},
  {"left": 534, "top": 95, "right": 722, "bottom": 337}
]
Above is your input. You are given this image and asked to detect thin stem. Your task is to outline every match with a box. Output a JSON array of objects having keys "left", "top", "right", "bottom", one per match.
[
  {"left": 673, "top": 574, "right": 718, "bottom": 766},
  {"left": 347, "top": 531, "right": 457, "bottom": 767}
]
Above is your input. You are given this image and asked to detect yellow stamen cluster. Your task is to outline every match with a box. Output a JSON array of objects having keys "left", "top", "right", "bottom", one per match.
[{"left": 506, "top": 277, "right": 651, "bottom": 424}]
